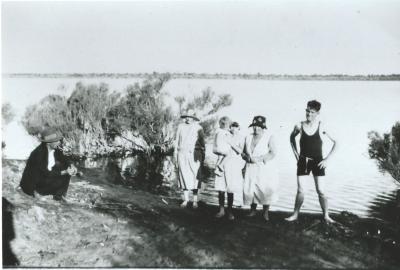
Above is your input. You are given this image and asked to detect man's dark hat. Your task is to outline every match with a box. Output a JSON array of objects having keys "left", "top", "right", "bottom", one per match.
[
  {"left": 39, "top": 128, "right": 63, "bottom": 143},
  {"left": 249, "top": 115, "right": 267, "bottom": 129}
]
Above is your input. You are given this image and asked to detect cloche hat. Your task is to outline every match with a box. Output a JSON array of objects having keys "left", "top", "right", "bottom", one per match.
[{"left": 249, "top": 115, "right": 267, "bottom": 129}]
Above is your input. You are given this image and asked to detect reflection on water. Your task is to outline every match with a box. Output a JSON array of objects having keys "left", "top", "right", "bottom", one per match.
[
  {"left": 80, "top": 154, "right": 400, "bottom": 221},
  {"left": 78, "top": 155, "right": 177, "bottom": 188},
  {"left": 368, "top": 189, "right": 400, "bottom": 223},
  {"left": 78, "top": 156, "right": 140, "bottom": 185}
]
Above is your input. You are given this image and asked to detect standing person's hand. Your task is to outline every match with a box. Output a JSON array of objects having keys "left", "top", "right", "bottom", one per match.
[
  {"left": 262, "top": 156, "right": 268, "bottom": 164},
  {"left": 67, "top": 165, "right": 77, "bottom": 176},
  {"left": 318, "top": 158, "right": 329, "bottom": 169},
  {"left": 250, "top": 156, "right": 259, "bottom": 163},
  {"left": 243, "top": 153, "right": 249, "bottom": 162}
]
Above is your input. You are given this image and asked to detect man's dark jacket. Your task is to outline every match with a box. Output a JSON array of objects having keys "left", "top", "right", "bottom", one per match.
[{"left": 20, "top": 143, "right": 70, "bottom": 196}]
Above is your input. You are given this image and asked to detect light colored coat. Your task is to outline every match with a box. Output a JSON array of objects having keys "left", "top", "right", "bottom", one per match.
[
  {"left": 175, "top": 122, "right": 203, "bottom": 190},
  {"left": 243, "top": 130, "right": 279, "bottom": 205},
  {"left": 214, "top": 130, "right": 245, "bottom": 196}
]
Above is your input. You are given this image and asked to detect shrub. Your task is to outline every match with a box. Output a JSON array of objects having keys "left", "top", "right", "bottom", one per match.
[
  {"left": 22, "top": 83, "right": 120, "bottom": 156},
  {"left": 21, "top": 94, "right": 75, "bottom": 145},
  {"left": 2, "top": 102, "right": 15, "bottom": 127},
  {"left": 2, "top": 102, "right": 16, "bottom": 152},
  {"left": 105, "top": 77, "right": 233, "bottom": 186},
  {"left": 21, "top": 74, "right": 233, "bottom": 187},
  {"left": 368, "top": 122, "right": 400, "bottom": 183}
]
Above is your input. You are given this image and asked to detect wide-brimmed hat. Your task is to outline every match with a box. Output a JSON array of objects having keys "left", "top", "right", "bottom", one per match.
[
  {"left": 180, "top": 109, "right": 200, "bottom": 121},
  {"left": 249, "top": 115, "right": 267, "bottom": 129},
  {"left": 39, "top": 128, "right": 63, "bottom": 143}
]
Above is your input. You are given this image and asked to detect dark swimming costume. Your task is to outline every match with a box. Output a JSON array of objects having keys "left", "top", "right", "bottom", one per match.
[{"left": 297, "top": 122, "right": 325, "bottom": 176}]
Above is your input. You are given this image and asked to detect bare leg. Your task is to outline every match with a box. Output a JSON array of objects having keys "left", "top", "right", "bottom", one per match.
[
  {"left": 285, "top": 176, "right": 305, "bottom": 221},
  {"left": 216, "top": 191, "right": 225, "bottom": 218},
  {"left": 314, "top": 176, "right": 335, "bottom": 223},
  {"left": 181, "top": 190, "right": 189, "bottom": 207},
  {"left": 262, "top": 205, "right": 270, "bottom": 221}
]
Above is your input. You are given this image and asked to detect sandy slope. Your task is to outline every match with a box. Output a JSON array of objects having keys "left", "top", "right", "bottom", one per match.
[{"left": 2, "top": 159, "right": 399, "bottom": 268}]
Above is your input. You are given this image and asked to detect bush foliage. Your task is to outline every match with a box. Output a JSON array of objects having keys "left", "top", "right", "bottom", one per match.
[
  {"left": 22, "top": 95, "right": 73, "bottom": 136},
  {"left": 174, "top": 87, "right": 233, "bottom": 139},
  {"left": 2, "top": 102, "right": 16, "bottom": 150},
  {"left": 106, "top": 75, "right": 174, "bottom": 153},
  {"left": 2, "top": 102, "right": 15, "bottom": 127},
  {"left": 368, "top": 122, "right": 400, "bottom": 183},
  {"left": 22, "top": 83, "right": 120, "bottom": 156},
  {"left": 21, "top": 75, "right": 233, "bottom": 185}
]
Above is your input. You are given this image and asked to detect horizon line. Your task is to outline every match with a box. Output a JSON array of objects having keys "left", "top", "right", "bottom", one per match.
[{"left": 3, "top": 72, "right": 400, "bottom": 76}]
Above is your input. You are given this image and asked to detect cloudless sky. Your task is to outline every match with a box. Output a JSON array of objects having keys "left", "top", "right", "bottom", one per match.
[{"left": 2, "top": 0, "right": 400, "bottom": 74}]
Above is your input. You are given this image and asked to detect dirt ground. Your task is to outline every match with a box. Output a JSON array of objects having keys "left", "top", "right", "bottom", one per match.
[{"left": 2, "top": 159, "right": 400, "bottom": 268}]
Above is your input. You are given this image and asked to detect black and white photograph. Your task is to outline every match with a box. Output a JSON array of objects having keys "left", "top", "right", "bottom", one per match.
[{"left": 2, "top": 0, "right": 400, "bottom": 268}]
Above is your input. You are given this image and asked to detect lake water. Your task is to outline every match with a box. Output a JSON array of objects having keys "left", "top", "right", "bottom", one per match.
[{"left": 2, "top": 77, "right": 399, "bottom": 217}]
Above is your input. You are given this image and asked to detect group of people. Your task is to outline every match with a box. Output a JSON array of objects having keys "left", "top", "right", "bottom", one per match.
[
  {"left": 174, "top": 100, "right": 337, "bottom": 223},
  {"left": 19, "top": 99, "right": 336, "bottom": 223}
]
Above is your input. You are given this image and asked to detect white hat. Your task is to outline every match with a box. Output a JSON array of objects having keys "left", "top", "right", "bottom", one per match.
[{"left": 180, "top": 109, "right": 200, "bottom": 121}]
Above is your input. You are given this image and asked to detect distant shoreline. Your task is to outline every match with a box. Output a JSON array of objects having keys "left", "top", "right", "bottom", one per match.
[{"left": 3, "top": 73, "right": 400, "bottom": 81}]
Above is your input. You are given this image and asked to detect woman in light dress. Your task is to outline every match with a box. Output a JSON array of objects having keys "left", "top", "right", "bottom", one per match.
[
  {"left": 242, "top": 115, "right": 279, "bottom": 221},
  {"left": 214, "top": 121, "right": 245, "bottom": 220},
  {"left": 225, "top": 122, "right": 245, "bottom": 207},
  {"left": 174, "top": 109, "right": 205, "bottom": 209}
]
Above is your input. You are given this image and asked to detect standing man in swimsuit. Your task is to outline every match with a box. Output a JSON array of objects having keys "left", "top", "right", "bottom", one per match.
[{"left": 285, "top": 100, "right": 337, "bottom": 223}]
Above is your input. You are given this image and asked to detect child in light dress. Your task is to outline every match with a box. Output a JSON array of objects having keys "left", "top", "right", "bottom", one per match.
[{"left": 213, "top": 116, "right": 232, "bottom": 176}]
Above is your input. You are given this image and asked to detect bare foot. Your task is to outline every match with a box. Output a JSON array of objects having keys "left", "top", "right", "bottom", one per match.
[
  {"left": 247, "top": 210, "right": 257, "bottom": 217},
  {"left": 285, "top": 214, "right": 298, "bottom": 222},
  {"left": 263, "top": 212, "right": 269, "bottom": 222},
  {"left": 215, "top": 210, "right": 225, "bottom": 218},
  {"left": 180, "top": 201, "right": 188, "bottom": 208},
  {"left": 228, "top": 212, "right": 235, "bottom": 221},
  {"left": 192, "top": 201, "right": 198, "bottom": 209},
  {"left": 324, "top": 216, "right": 335, "bottom": 224}
]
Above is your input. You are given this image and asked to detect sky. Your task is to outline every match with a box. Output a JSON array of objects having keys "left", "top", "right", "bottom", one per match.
[{"left": 1, "top": 0, "right": 400, "bottom": 74}]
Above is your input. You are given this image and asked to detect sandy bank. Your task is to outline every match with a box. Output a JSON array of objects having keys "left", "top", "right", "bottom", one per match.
[{"left": 2, "top": 159, "right": 399, "bottom": 268}]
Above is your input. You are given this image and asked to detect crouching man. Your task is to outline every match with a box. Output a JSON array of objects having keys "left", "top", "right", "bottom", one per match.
[{"left": 20, "top": 128, "right": 77, "bottom": 202}]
